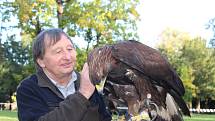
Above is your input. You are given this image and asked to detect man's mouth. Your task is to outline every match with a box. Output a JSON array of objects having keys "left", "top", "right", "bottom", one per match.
[{"left": 61, "top": 62, "right": 73, "bottom": 68}]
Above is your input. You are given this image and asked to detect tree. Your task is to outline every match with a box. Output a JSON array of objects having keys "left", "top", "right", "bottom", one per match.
[
  {"left": 0, "top": 35, "right": 33, "bottom": 102},
  {"left": 14, "top": 0, "right": 140, "bottom": 48},
  {"left": 157, "top": 28, "right": 215, "bottom": 108},
  {"left": 182, "top": 37, "right": 215, "bottom": 109},
  {"left": 157, "top": 28, "right": 196, "bottom": 107}
]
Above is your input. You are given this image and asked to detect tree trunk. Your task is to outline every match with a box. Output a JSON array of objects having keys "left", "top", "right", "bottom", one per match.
[
  {"left": 36, "top": 16, "right": 41, "bottom": 35},
  {"left": 196, "top": 98, "right": 201, "bottom": 113},
  {"left": 57, "top": 0, "right": 63, "bottom": 28}
]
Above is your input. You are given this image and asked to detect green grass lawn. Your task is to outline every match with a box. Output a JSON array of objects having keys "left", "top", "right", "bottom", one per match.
[
  {"left": 0, "top": 110, "right": 18, "bottom": 121},
  {"left": 0, "top": 110, "right": 215, "bottom": 121},
  {"left": 184, "top": 114, "right": 215, "bottom": 121}
]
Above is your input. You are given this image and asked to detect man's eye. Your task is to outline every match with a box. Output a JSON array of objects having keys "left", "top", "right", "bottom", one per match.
[
  {"left": 68, "top": 48, "right": 74, "bottom": 51},
  {"left": 56, "top": 50, "right": 62, "bottom": 53}
]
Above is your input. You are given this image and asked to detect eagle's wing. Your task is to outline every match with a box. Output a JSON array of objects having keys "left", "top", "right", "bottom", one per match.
[{"left": 112, "top": 40, "right": 185, "bottom": 96}]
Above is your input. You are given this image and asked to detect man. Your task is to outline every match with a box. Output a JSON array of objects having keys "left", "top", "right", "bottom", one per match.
[{"left": 16, "top": 28, "right": 112, "bottom": 121}]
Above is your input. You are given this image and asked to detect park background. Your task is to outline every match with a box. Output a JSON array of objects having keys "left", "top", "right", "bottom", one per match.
[{"left": 0, "top": 0, "right": 215, "bottom": 120}]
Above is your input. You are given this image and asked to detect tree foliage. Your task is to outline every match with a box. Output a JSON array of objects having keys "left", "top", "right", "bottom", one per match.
[
  {"left": 0, "top": 35, "right": 34, "bottom": 102},
  {"left": 182, "top": 38, "right": 215, "bottom": 99},
  {"left": 157, "top": 28, "right": 215, "bottom": 106},
  {"left": 157, "top": 28, "right": 196, "bottom": 103},
  {"left": 14, "top": 0, "right": 140, "bottom": 47}
]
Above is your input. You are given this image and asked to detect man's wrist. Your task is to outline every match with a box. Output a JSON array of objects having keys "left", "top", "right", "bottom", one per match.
[{"left": 78, "top": 89, "right": 92, "bottom": 99}]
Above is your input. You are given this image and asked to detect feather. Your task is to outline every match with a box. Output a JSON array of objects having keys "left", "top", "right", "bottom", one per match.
[{"left": 87, "top": 40, "right": 190, "bottom": 121}]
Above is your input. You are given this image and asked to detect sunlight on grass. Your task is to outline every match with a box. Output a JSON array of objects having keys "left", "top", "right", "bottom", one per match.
[
  {"left": 0, "top": 116, "right": 18, "bottom": 121},
  {"left": 0, "top": 111, "right": 18, "bottom": 121},
  {"left": 184, "top": 114, "right": 215, "bottom": 121}
]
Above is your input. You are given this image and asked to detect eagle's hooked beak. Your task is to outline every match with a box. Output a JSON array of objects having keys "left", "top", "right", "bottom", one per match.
[{"left": 95, "top": 76, "right": 107, "bottom": 92}]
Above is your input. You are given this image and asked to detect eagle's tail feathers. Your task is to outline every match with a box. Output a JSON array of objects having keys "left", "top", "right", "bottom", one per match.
[
  {"left": 166, "top": 93, "right": 184, "bottom": 121},
  {"left": 169, "top": 90, "right": 191, "bottom": 116}
]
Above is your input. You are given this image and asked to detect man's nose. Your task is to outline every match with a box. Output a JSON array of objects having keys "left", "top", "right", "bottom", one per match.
[{"left": 62, "top": 50, "right": 71, "bottom": 59}]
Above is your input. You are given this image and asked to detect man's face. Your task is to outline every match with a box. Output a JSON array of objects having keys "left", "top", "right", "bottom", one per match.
[{"left": 37, "top": 34, "right": 76, "bottom": 78}]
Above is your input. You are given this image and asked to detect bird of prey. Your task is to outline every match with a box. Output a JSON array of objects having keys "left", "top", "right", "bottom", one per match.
[{"left": 87, "top": 40, "right": 190, "bottom": 121}]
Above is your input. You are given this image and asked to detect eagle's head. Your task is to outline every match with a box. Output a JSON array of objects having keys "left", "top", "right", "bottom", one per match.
[{"left": 87, "top": 45, "right": 114, "bottom": 85}]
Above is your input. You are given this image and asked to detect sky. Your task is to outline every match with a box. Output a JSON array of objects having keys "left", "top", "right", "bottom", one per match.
[{"left": 137, "top": 0, "right": 215, "bottom": 48}]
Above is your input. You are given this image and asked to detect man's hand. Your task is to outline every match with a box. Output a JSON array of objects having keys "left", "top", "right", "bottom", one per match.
[{"left": 79, "top": 63, "right": 95, "bottom": 99}]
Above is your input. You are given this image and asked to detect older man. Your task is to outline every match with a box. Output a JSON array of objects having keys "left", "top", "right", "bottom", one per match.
[{"left": 16, "top": 28, "right": 111, "bottom": 121}]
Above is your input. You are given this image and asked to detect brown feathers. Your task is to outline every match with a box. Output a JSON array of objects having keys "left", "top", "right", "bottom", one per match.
[{"left": 87, "top": 40, "right": 190, "bottom": 121}]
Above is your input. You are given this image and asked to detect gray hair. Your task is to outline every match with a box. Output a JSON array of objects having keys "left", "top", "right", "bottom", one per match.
[{"left": 32, "top": 28, "right": 74, "bottom": 70}]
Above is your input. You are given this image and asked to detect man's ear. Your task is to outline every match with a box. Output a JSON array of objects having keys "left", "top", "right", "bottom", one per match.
[{"left": 37, "top": 58, "right": 45, "bottom": 68}]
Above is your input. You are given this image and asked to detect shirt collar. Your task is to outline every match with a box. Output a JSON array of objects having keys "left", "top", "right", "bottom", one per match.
[
  {"left": 47, "top": 71, "right": 77, "bottom": 88},
  {"left": 36, "top": 70, "right": 79, "bottom": 99}
]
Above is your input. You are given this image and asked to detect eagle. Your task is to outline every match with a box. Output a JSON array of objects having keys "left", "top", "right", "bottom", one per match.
[{"left": 87, "top": 40, "right": 190, "bottom": 121}]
